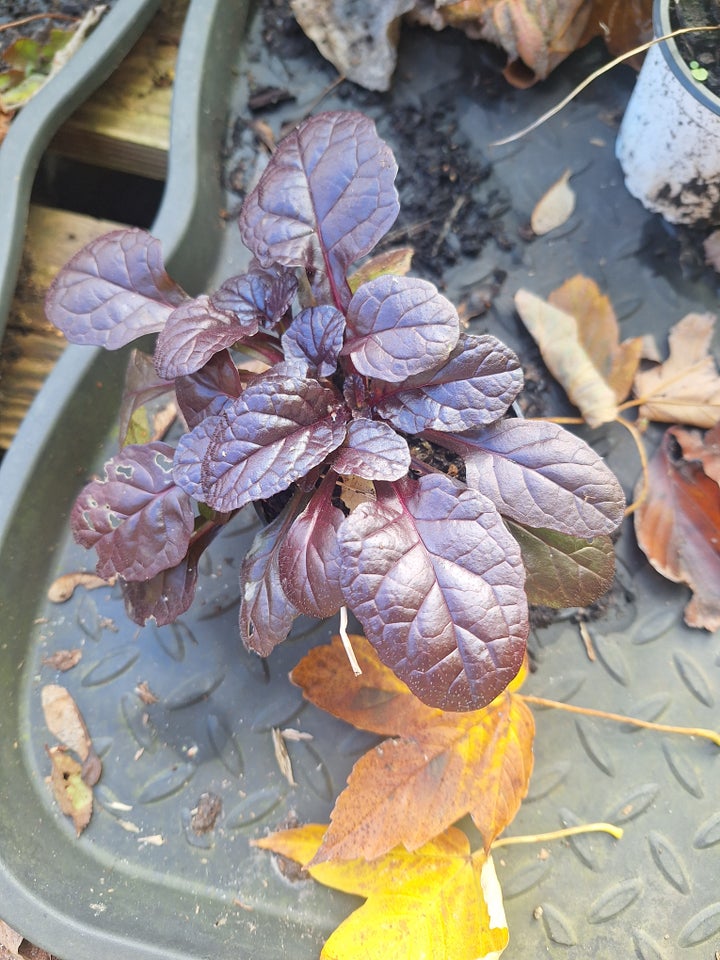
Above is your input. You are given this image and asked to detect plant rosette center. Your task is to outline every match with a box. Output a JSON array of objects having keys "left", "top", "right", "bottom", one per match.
[{"left": 45, "top": 110, "right": 624, "bottom": 712}]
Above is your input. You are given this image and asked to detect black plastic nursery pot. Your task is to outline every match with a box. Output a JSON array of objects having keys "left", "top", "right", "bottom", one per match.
[
  {"left": 1, "top": 4, "right": 719, "bottom": 959},
  {"left": 0, "top": 0, "right": 163, "bottom": 342}
]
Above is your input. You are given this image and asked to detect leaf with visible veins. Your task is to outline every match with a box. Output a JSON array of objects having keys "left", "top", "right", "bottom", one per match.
[
  {"left": 255, "top": 823, "right": 509, "bottom": 960},
  {"left": 292, "top": 634, "right": 533, "bottom": 861},
  {"left": 338, "top": 473, "right": 528, "bottom": 711},
  {"left": 634, "top": 425, "right": 720, "bottom": 630}
]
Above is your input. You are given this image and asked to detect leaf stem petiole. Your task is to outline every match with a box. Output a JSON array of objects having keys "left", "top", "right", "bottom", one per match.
[{"left": 519, "top": 694, "right": 720, "bottom": 747}]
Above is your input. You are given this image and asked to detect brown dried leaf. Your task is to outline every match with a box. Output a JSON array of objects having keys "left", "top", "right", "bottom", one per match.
[
  {"left": 41, "top": 685, "right": 92, "bottom": 761},
  {"left": 292, "top": 635, "right": 534, "bottom": 862},
  {"left": 634, "top": 425, "right": 720, "bottom": 630},
  {"left": 42, "top": 649, "right": 82, "bottom": 672},
  {"left": 515, "top": 277, "right": 642, "bottom": 427},
  {"left": 634, "top": 313, "right": 720, "bottom": 428},
  {"left": 439, "top": 0, "right": 592, "bottom": 85},
  {"left": 290, "top": 0, "right": 415, "bottom": 91},
  {"left": 531, "top": 169, "right": 575, "bottom": 235},
  {"left": 47, "top": 747, "right": 93, "bottom": 835},
  {"left": 47, "top": 571, "right": 115, "bottom": 603},
  {"left": 136, "top": 680, "right": 159, "bottom": 704},
  {"left": 549, "top": 275, "right": 643, "bottom": 403}
]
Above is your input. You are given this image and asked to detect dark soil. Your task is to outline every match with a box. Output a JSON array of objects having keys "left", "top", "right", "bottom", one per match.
[
  {"left": 0, "top": 1, "right": 114, "bottom": 59},
  {"left": 670, "top": 0, "right": 720, "bottom": 97}
]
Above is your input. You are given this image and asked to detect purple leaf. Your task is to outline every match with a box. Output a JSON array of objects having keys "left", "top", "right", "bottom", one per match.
[
  {"left": 344, "top": 276, "right": 459, "bottom": 382},
  {"left": 154, "top": 295, "right": 253, "bottom": 379},
  {"left": 332, "top": 417, "right": 410, "bottom": 481},
  {"left": 199, "top": 375, "right": 350, "bottom": 511},
  {"left": 210, "top": 263, "right": 298, "bottom": 329},
  {"left": 45, "top": 229, "right": 186, "bottom": 349},
  {"left": 279, "top": 475, "right": 344, "bottom": 618},
  {"left": 173, "top": 415, "right": 220, "bottom": 501},
  {"left": 174, "top": 350, "right": 243, "bottom": 429},
  {"left": 122, "top": 524, "right": 221, "bottom": 626},
  {"left": 507, "top": 520, "right": 616, "bottom": 609},
  {"left": 239, "top": 511, "right": 300, "bottom": 656},
  {"left": 118, "top": 349, "right": 175, "bottom": 447},
  {"left": 71, "top": 442, "right": 195, "bottom": 582},
  {"left": 337, "top": 473, "right": 528, "bottom": 711},
  {"left": 239, "top": 111, "right": 399, "bottom": 309},
  {"left": 436, "top": 419, "right": 625, "bottom": 538},
  {"left": 281, "top": 305, "right": 346, "bottom": 376},
  {"left": 374, "top": 333, "right": 523, "bottom": 434}
]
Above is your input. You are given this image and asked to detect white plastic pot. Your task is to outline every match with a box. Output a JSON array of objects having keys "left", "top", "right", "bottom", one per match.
[{"left": 616, "top": 0, "right": 720, "bottom": 226}]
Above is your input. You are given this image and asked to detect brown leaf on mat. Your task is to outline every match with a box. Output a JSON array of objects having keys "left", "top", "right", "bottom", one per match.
[
  {"left": 41, "top": 684, "right": 102, "bottom": 786},
  {"left": 47, "top": 747, "right": 93, "bottom": 836},
  {"left": 634, "top": 424, "right": 720, "bottom": 631},
  {"left": 42, "top": 649, "right": 82, "bottom": 672},
  {"left": 291, "top": 635, "right": 534, "bottom": 862},
  {"left": 438, "top": 0, "right": 592, "bottom": 86},
  {"left": 531, "top": 169, "right": 575, "bottom": 235},
  {"left": 41, "top": 685, "right": 92, "bottom": 761},
  {"left": 289, "top": 0, "right": 415, "bottom": 91},
  {"left": 515, "top": 276, "right": 642, "bottom": 427},
  {"left": 47, "top": 571, "right": 115, "bottom": 603},
  {"left": 634, "top": 313, "right": 720, "bottom": 428}
]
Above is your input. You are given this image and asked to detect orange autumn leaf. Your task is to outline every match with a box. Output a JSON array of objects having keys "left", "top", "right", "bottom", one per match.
[
  {"left": 255, "top": 824, "right": 509, "bottom": 960},
  {"left": 633, "top": 313, "right": 720, "bottom": 429},
  {"left": 514, "top": 276, "right": 642, "bottom": 427},
  {"left": 291, "top": 635, "right": 534, "bottom": 862},
  {"left": 634, "top": 424, "right": 720, "bottom": 631}
]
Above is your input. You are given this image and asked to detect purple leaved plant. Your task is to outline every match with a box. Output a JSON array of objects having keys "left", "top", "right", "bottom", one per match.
[{"left": 46, "top": 110, "right": 625, "bottom": 711}]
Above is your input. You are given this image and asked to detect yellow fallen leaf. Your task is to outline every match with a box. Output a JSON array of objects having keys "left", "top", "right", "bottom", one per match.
[
  {"left": 531, "top": 169, "right": 575, "bottom": 235},
  {"left": 634, "top": 313, "right": 720, "bottom": 428},
  {"left": 255, "top": 824, "right": 508, "bottom": 960}
]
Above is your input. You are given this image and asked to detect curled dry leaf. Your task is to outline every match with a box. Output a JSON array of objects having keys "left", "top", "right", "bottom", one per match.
[
  {"left": 47, "top": 571, "right": 115, "bottom": 603},
  {"left": 291, "top": 635, "right": 534, "bottom": 861},
  {"left": 515, "top": 276, "right": 642, "bottom": 427},
  {"left": 255, "top": 824, "right": 509, "bottom": 960},
  {"left": 633, "top": 313, "right": 720, "bottom": 428},
  {"left": 41, "top": 685, "right": 92, "bottom": 761},
  {"left": 531, "top": 169, "right": 575, "bottom": 235},
  {"left": 634, "top": 425, "right": 720, "bottom": 631}
]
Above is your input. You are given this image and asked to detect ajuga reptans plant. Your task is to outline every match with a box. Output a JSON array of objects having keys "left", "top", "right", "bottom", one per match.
[{"left": 46, "top": 111, "right": 624, "bottom": 711}]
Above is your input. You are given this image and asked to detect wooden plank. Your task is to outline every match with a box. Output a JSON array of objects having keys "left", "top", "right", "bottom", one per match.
[
  {"left": 49, "top": 0, "right": 189, "bottom": 180},
  {"left": 0, "top": 206, "right": 121, "bottom": 450}
]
